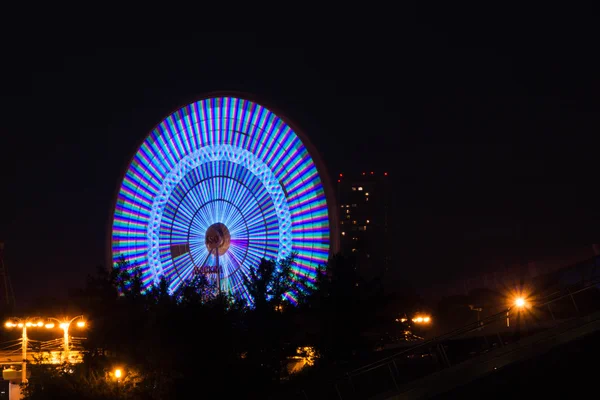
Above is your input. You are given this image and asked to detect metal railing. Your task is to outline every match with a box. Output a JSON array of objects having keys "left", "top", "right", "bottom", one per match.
[{"left": 291, "top": 270, "right": 600, "bottom": 400}]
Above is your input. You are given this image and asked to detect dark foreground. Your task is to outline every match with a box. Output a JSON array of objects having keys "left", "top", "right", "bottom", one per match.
[{"left": 434, "top": 330, "right": 600, "bottom": 399}]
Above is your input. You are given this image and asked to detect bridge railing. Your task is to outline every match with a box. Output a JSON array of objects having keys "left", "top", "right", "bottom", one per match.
[{"left": 291, "top": 270, "right": 600, "bottom": 400}]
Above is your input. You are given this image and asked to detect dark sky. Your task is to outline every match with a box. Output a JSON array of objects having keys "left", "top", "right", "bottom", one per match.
[{"left": 1, "top": 5, "right": 600, "bottom": 303}]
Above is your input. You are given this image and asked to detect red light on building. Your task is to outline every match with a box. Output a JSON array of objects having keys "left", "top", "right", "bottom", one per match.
[
  {"left": 362, "top": 172, "right": 366, "bottom": 176},
  {"left": 339, "top": 173, "right": 343, "bottom": 177},
  {"left": 384, "top": 172, "right": 388, "bottom": 176},
  {"left": 370, "top": 171, "right": 374, "bottom": 175},
  {"left": 337, "top": 179, "right": 341, "bottom": 183}
]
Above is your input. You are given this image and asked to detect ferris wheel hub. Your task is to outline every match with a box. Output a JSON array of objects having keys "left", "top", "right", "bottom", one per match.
[{"left": 205, "top": 223, "right": 231, "bottom": 256}]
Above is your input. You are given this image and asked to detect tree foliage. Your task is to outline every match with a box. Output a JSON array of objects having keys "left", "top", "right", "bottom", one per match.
[{"left": 22, "top": 253, "right": 381, "bottom": 399}]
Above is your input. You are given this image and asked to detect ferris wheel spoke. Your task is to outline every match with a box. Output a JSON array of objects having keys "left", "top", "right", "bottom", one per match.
[
  {"left": 228, "top": 242, "right": 248, "bottom": 264},
  {"left": 226, "top": 215, "right": 247, "bottom": 236},
  {"left": 189, "top": 242, "right": 208, "bottom": 264}
]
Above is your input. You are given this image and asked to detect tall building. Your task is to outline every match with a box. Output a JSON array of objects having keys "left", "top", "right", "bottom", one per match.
[{"left": 337, "top": 171, "right": 392, "bottom": 281}]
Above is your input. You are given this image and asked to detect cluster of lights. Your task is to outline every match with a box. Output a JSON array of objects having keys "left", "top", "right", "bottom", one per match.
[
  {"left": 395, "top": 315, "right": 432, "bottom": 324},
  {"left": 413, "top": 316, "right": 431, "bottom": 324},
  {"left": 5, "top": 319, "right": 86, "bottom": 330},
  {"left": 5, "top": 321, "right": 42, "bottom": 328}
]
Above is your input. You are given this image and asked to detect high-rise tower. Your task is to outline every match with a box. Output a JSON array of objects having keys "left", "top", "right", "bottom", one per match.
[{"left": 337, "top": 171, "right": 392, "bottom": 280}]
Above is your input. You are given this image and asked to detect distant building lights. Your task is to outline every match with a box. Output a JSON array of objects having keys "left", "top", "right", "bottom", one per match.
[
  {"left": 341, "top": 232, "right": 346, "bottom": 236},
  {"left": 358, "top": 187, "right": 363, "bottom": 191},
  {"left": 365, "top": 192, "right": 369, "bottom": 196}
]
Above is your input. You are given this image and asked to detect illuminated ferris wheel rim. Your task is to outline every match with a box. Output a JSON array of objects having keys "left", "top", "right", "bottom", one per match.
[
  {"left": 109, "top": 92, "right": 339, "bottom": 299},
  {"left": 109, "top": 92, "right": 337, "bottom": 225}
]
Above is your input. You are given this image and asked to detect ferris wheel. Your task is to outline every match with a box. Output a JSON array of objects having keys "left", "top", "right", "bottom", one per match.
[{"left": 111, "top": 95, "right": 335, "bottom": 302}]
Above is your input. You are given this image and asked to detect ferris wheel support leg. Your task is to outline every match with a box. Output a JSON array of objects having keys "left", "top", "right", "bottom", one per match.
[
  {"left": 199, "top": 250, "right": 212, "bottom": 273},
  {"left": 216, "top": 249, "right": 221, "bottom": 295}
]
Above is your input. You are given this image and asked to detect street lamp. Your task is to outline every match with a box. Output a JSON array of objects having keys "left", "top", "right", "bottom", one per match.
[
  {"left": 507, "top": 296, "right": 529, "bottom": 327},
  {"left": 412, "top": 315, "right": 432, "bottom": 324},
  {"left": 514, "top": 297, "right": 527, "bottom": 308},
  {"left": 113, "top": 367, "right": 124, "bottom": 398},
  {"left": 5, "top": 317, "right": 52, "bottom": 383},
  {"left": 46, "top": 316, "right": 86, "bottom": 363}
]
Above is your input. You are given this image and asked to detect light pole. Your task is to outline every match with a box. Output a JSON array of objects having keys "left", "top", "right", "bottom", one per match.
[
  {"left": 45, "top": 316, "right": 85, "bottom": 363},
  {"left": 113, "top": 368, "right": 124, "bottom": 398},
  {"left": 5, "top": 318, "right": 49, "bottom": 383}
]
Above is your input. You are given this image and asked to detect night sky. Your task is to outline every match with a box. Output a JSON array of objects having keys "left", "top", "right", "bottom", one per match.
[{"left": 1, "top": 5, "right": 600, "bottom": 304}]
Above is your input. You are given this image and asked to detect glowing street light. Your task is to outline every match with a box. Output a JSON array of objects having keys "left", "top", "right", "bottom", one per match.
[
  {"left": 514, "top": 297, "right": 527, "bottom": 308},
  {"left": 412, "top": 315, "right": 432, "bottom": 324},
  {"left": 5, "top": 317, "right": 52, "bottom": 383},
  {"left": 113, "top": 367, "right": 124, "bottom": 397},
  {"left": 46, "top": 316, "right": 86, "bottom": 363},
  {"left": 507, "top": 295, "right": 529, "bottom": 327}
]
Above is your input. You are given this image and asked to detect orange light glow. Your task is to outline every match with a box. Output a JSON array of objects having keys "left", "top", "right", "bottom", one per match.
[{"left": 412, "top": 315, "right": 432, "bottom": 324}]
